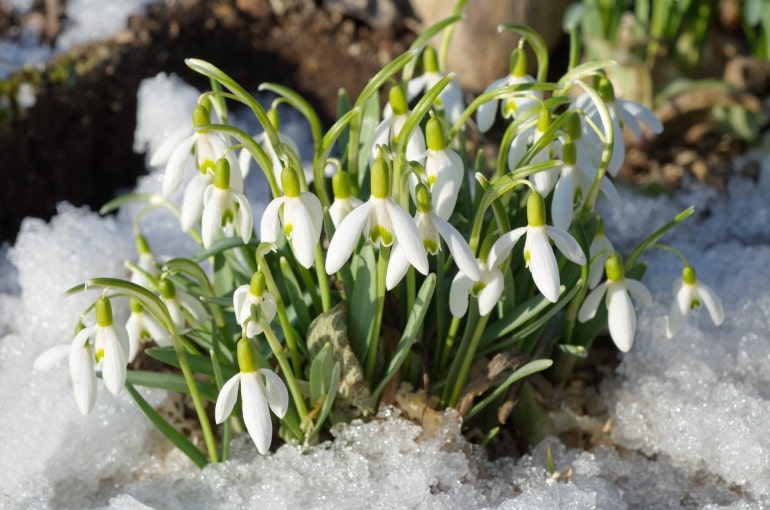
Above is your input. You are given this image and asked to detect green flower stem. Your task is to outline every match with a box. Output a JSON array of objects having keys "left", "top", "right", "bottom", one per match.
[
  {"left": 365, "top": 245, "right": 391, "bottom": 385},
  {"left": 438, "top": 1, "right": 468, "bottom": 71},
  {"left": 258, "top": 82, "right": 323, "bottom": 151},
  {"left": 209, "top": 348, "right": 231, "bottom": 461},
  {"left": 296, "top": 262, "right": 322, "bottom": 313},
  {"left": 497, "top": 23, "right": 550, "bottom": 82},
  {"left": 258, "top": 257, "right": 302, "bottom": 377},
  {"left": 315, "top": 245, "right": 332, "bottom": 312},
  {"left": 435, "top": 315, "right": 460, "bottom": 376},
  {"left": 447, "top": 312, "right": 490, "bottom": 408},
  {"left": 259, "top": 318, "right": 309, "bottom": 423},
  {"left": 440, "top": 303, "right": 478, "bottom": 407}
]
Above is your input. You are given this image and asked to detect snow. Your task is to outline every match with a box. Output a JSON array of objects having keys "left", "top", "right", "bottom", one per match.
[{"left": 1, "top": 72, "right": 770, "bottom": 508}]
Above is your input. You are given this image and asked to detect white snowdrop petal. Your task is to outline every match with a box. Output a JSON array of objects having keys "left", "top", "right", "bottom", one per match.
[
  {"left": 406, "top": 74, "right": 428, "bottom": 100},
  {"left": 150, "top": 126, "right": 191, "bottom": 167},
  {"left": 261, "top": 293, "right": 278, "bottom": 325},
  {"left": 260, "top": 369, "right": 289, "bottom": 418},
  {"left": 162, "top": 134, "right": 196, "bottom": 196},
  {"left": 547, "top": 226, "right": 587, "bottom": 265},
  {"left": 449, "top": 272, "right": 473, "bottom": 318},
  {"left": 233, "top": 193, "right": 254, "bottom": 245},
  {"left": 527, "top": 228, "right": 561, "bottom": 303},
  {"left": 144, "top": 313, "right": 172, "bottom": 347},
  {"left": 101, "top": 328, "right": 128, "bottom": 395},
  {"left": 300, "top": 192, "right": 324, "bottom": 242},
  {"left": 181, "top": 173, "right": 210, "bottom": 231},
  {"left": 386, "top": 243, "right": 410, "bottom": 290},
  {"left": 698, "top": 282, "right": 725, "bottom": 326},
  {"left": 34, "top": 344, "right": 70, "bottom": 371},
  {"left": 215, "top": 374, "right": 241, "bottom": 424},
  {"left": 626, "top": 279, "right": 653, "bottom": 306},
  {"left": 284, "top": 198, "right": 317, "bottom": 269},
  {"left": 433, "top": 214, "right": 479, "bottom": 281},
  {"left": 551, "top": 169, "right": 575, "bottom": 231},
  {"left": 666, "top": 299, "right": 687, "bottom": 339},
  {"left": 386, "top": 199, "right": 428, "bottom": 274},
  {"left": 179, "top": 292, "right": 208, "bottom": 323},
  {"left": 476, "top": 76, "right": 508, "bottom": 133},
  {"left": 607, "top": 284, "right": 636, "bottom": 352},
  {"left": 620, "top": 98, "right": 663, "bottom": 135},
  {"left": 326, "top": 202, "right": 371, "bottom": 274},
  {"left": 478, "top": 268, "right": 504, "bottom": 316},
  {"left": 599, "top": 175, "right": 622, "bottom": 210},
  {"left": 488, "top": 226, "right": 527, "bottom": 270},
  {"left": 578, "top": 283, "right": 607, "bottom": 323},
  {"left": 241, "top": 374, "right": 273, "bottom": 455},
  {"left": 233, "top": 285, "right": 250, "bottom": 325},
  {"left": 201, "top": 189, "right": 224, "bottom": 249},
  {"left": 125, "top": 314, "right": 142, "bottom": 363},
  {"left": 259, "top": 197, "right": 284, "bottom": 245}
]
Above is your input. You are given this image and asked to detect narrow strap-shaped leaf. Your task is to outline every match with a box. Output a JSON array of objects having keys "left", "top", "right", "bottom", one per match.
[
  {"left": 280, "top": 257, "right": 312, "bottom": 336},
  {"left": 125, "top": 383, "right": 208, "bottom": 468},
  {"left": 126, "top": 370, "right": 220, "bottom": 402},
  {"left": 259, "top": 82, "right": 323, "bottom": 150}
]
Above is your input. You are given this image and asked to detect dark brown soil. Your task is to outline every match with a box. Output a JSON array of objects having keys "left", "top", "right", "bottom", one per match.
[{"left": 0, "top": 0, "right": 413, "bottom": 242}]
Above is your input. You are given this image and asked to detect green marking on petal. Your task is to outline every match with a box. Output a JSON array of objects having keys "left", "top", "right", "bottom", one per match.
[
  {"left": 284, "top": 222, "right": 294, "bottom": 239},
  {"left": 370, "top": 225, "right": 393, "bottom": 246},
  {"left": 472, "top": 281, "right": 486, "bottom": 296},
  {"left": 95, "top": 348, "right": 105, "bottom": 363},
  {"left": 690, "top": 298, "right": 702, "bottom": 310},
  {"left": 503, "top": 99, "right": 517, "bottom": 118},
  {"left": 424, "top": 239, "right": 438, "bottom": 254}
]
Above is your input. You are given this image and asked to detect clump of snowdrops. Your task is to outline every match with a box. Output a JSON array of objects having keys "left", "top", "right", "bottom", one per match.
[{"left": 35, "top": 13, "right": 724, "bottom": 467}]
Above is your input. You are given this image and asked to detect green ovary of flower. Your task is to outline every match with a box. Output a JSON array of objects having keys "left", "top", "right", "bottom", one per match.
[
  {"left": 426, "top": 117, "right": 445, "bottom": 151},
  {"left": 281, "top": 166, "right": 301, "bottom": 198},
  {"left": 526, "top": 191, "right": 547, "bottom": 227},
  {"left": 683, "top": 264, "right": 697, "bottom": 285},
  {"left": 332, "top": 171, "right": 353, "bottom": 199},
  {"left": 214, "top": 158, "right": 230, "bottom": 189},
  {"left": 605, "top": 254, "right": 624, "bottom": 282},
  {"left": 249, "top": 272, "right": 266, "bottom": 297},
  {"left": 389, "top": 83, "right": 408, "bottom": 116},
  {"left": 237, "top": 337, "right": 259, "bottom": 373},
  {"left": 510, "top": 47, "right": 527, "bottom": 77},
  {"left": 370, "top": 158, "right": 389, "bottom": 199},
  {"left": 96, "top": 297, "right": 113, "bottom": 327},
  {"left": 423, "top": 45, "right": 439, "bottom": 73}
]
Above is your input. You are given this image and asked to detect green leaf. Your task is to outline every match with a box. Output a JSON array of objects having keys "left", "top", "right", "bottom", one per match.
[
  {"left": 307, "top": 360, "right": 341, "bottom": 444},
  {"left": 125, "top": 383, "right": 208, "bottom": 468},
  {"left": 626, "top": 207, "right": 694, "bottom": 269},
  {"left": 99, "top": 193, "right": 158, "bottom": 215},
  {"left": 191, "top": 237, "right": 258, "bottom": 263},
  {"left": 313, "top": 106, "right": 361, "bottom": 206},
  {"left": 558, "top": 344, "right": 588, "bottom": 358},
  {"left": 464, "top": 359, "right": 553, "bottom": 421},
  {"left": 259, "top": 82, "right": 322, "bottom": 150},
  {"left": 163, "top": 258, "right": 214, "bottom": 295},
  {"left": 145, "top": 347, "right": 237, "bottom": 378},
  {"left": 309, "top": 343, "right": 334, "bottom": 405},
  {"left": 126, "top": 370, "right": 219, "bottom": 402},
  {"left": 357, "top": 94, "right": 380, "bottom": 191},
  {"left": 348, "top": 244, "right": 377, "bottom": 361},
  {"left": 371, "top": 274, "right": 435, "bottom": 401},
  {"left": 280, "top": 256, "right": 312, "bottom": 336}
]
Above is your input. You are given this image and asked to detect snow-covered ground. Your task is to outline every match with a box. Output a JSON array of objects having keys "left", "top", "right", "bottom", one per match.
[{"left": 0, "top": 71, "right": 769, "bottom": 508}]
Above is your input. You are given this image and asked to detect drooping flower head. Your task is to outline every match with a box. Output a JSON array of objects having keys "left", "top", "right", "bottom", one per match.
[
  {"left": 387, "top": 183, "right": 479, "bottom": 290},
  {"left": 200, "top": 158, "right": 253, "bottom": 249},
  {"left": 489, "top": 190, "right": 586, "bottom": 303},
  {"left": 371, "top": 82, "right": 426, "bottom": 164},
  {"left": 233, "top": 272, "right": 278, "bottom": 338},
  {"left": 421, "top": 116, "right": 464, "bottom": 220},
  {"left": 405, "top": 45, "right": 464, "bottom": 124},
  {"left": 260, "top": 165, "right": 323, "bottom": 269},
  {"left": 325, "top": 157, "right": 428, "bottom": 276},
  {"left": 578, "top": 254, "right": 652, "bottom": 352},
  {"left": 129, "top": 233, "right": 160, "bottom": 290},
  {"left": 215, "top": 337, "right": 289, "bottom": 454},
  {"left": 507, "top": 106, "right": 561, "bottom": 196},
  {"left": 476, "top": 47, "right": 541, "bottom": 133},
  {"left": 666, "top": 264, "right": 724, "bottom": 338},
  {"left": 126, "top": 298, "right": 171, "bottom": 362},
  {"left": 329, "top": 170, "right": 364, "bottom": 228},
  {"left": 159, "top": 278, "right": 207, "bottom": 330},
  {"left": 449, "top": 235, "right": 504, "bottom": 317}
]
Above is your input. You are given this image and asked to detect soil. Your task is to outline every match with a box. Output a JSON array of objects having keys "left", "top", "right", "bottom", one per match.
[{"left": 0, "top": 0, "right": 414, "bottom": 242}]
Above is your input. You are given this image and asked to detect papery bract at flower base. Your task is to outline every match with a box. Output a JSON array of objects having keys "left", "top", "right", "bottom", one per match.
[
  {"left": 260, "top": 166, "right": 323, "bottom": 269},
  {"left": 489, "top": 191, "right": 586, "bottom": 303},
  {"left": 578, "top": 255, "right": 652, "bottom": 352},
  {"left": 666, "top": 265, "right": 724, "bottom": 338}
]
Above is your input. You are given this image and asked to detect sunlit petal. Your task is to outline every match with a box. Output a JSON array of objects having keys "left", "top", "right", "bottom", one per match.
[
  {"left": 626, "top": 278, "right": 652, "bottom": 306},
  {"left": 478, "top": 267, "right": 504, "bottom": 316},
  {"left": 546, "top": 226, "right": 586, "bottom": 265},
  {"left": 215, "top": 374, "right": 241, "bottom": 424},
  {"left": 607, "top": 283, "right": 636, "bottom": 352},
  {"left": 488, "top": 226, "right": 527, "bottom": 269},
  {"left": 386, "top": 242, "right": 410, "bottom": 290},
  {"left": 386, "top": 199, "right": 428, "bottom": 274},
  {"left": 578, "top": 282, "right": 608, "bottom": 322},
  {"left": 698, "top": 282, "right": 725, "bottom": 326},
  {"left": 260, "top": 369, "right": 289, "bottom": 418},
  {"left": 241, "top": 374, "right": 273, "bottom": 454},
  {"left": 433, "top": 214, "right": 479, "bottom": 281},
  {"left": 527, "top": 227, "right": 561, "bottom": 303},
  {"left": 449, "top": 272, "right": 474, "bottom": 317},
  {"left": 259, "top": 197, "right": 284, "bottom": 245},
  {"left": 326, "top": 202, "right": 371, "bottom": 274},
  {"left": 162, "top": 134, "right": 196, "bottom": 196}
]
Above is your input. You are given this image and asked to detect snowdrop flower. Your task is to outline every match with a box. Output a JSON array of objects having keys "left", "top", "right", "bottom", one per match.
[
  {"left": 201, "top": 158, "right": 253, "bottom": 249},
  {"left": 179, "top": 151, "right": 245, "bottom": 233},
  {"left": 159, "top": 279, "right": 207, "bottom": 330},
  {"left": 129, "top": 234, "right": 160, "bottom": 289},
  {"left": 476, "top": 48, "right": 541, "bottom": 133},
  {"left": 260, "top": 166, "right": 323, "bottom": 269},
  {"left": 405, "top": 46, "right": 464, "bottom": 124},
  {"left": 508, "top": 107, "right": 561, "bottom": 196},
  {"left": 576, "top": 76, "right": 663, "bottom": 177},
  {"left": 125, "top": 299, "right": 171, "bottom": 362},
  {"left": 66, "top": 298, "right": 130, "bottom": 414},
  {"left": 489, "top": 190, "right": 586, "bottom": 303},
  {"left": 666, "top": 265, "right": 724, "bottom": 338},
  {"left": 550, "top": 138, "right": 621, "bottom": 231},
  {"left": 233, "top": 272, "right": 278, "bottom": 338},
  {"left": 578, "top": 254, "right": 652, "bottom": 352},
  {"left": 329, "top": 171, "right": 363, "bottom": 228},
  {"left": 419, "top": 116, "right": 464, "bottom": 220},
  {"left": 152, "top": 104, "right": 236, "bottom": 197},
  {"left": 215, "top": 338, "right": 289, "bottom": 454},
  {"left": 371, "top": 83, "right": 426, "bottom": 163},
  {"left": 387, "top": 184, "right": 479, "bottom": 290},
  {"left": 449, "top": 237, "right": 503, "bottom": 317},
  {"left": 326, "top": 157, "right": 428, "bottom": 275}
]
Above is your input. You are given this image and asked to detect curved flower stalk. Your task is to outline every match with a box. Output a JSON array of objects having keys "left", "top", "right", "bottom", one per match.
[
  {"left": 260, "top": 166, "right": 323, "bottom": 269},
  {"left": 329, "top": 171, "right": 363, "bottom": 228},
  {"left": 233, "top": 272, "right": 278, "bottom": 338},
  {"left": 34, "top": 298, "right": 130, "bottom": 415},
  {"left": 387, "top": 184, "right": 479, "bottom": 290},
  {"left": 578, "top": 254, "right": 653, "bottom": 352},
  {"left": 325, "top": 157, "right": 428, "bottom": 276},
  {"left": 159, "top": 278, "right": 207, "bottom": 329},
  {"left": 576, "top": 76, "right": 663, "bottom": 177},
  {"left": 200, "top": 158, "right": 253, "bottom": 249},
  {"left": 405, "top": 46, "right": 464, "bottom": 125},
  {"left": 129, "top": 234, "right": 160, "bottom": 290},
  {"left": 126, "top": 299, "right": 171, "bottom": 362},
  {"left": 508, "top": 107, "right": 561, "bottom": 196},
  {"left": 371, "top": 82, "right": 426, "bottom": 164},
  {"left": 215, "top": 338, "right": 288, "bottom": 454},
  {"left": 489, "top": 190, "right": 586, "bottom": 303},
  {"left": 476, "top": 47, "right": 541, "bottom": 133},
  {"left": 416, "top": 117, "right": 465, "bottom": 220},
  {"left": 151, "top": 104, "right": 242, "bottom": 197},
  {"left": 449, "top": 237, "right": 504, "bottom": 318},
  {"left": 666, "top": 265, "right": 724, "bottom": 338},
  {"left": 237, "top": 106, "right": 304, "bottom": 187}
]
